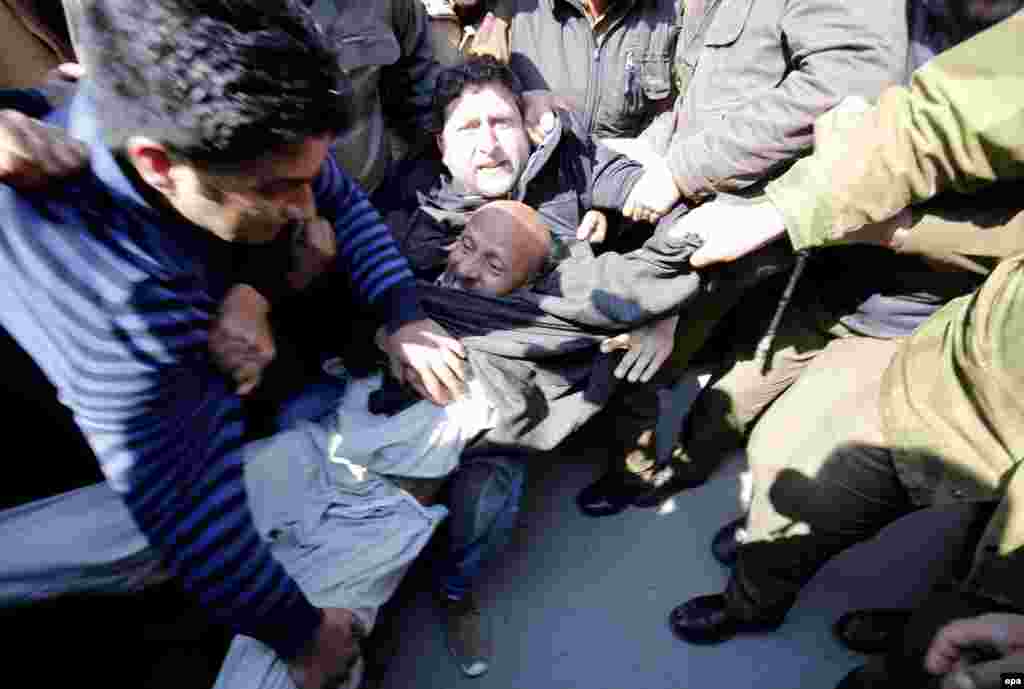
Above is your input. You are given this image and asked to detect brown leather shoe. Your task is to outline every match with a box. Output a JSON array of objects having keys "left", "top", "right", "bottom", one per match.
[{"left": 438, "top": 592, "right": 492, "bottom": 677}]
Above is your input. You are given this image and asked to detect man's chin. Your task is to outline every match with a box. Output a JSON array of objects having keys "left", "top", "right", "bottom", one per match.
[{"left": 473, "top": 172, "right": 516, "bottom": 198}]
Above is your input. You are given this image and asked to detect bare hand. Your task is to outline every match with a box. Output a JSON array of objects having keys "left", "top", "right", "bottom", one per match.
[
  {"left": 209, "top": 284, "right": 275, "bottom": 396},
  {"left": 48, "top": 62, "right": 86, "bottom": 83},
  {"left": 926, "top": 613, "right": 1024, "bottom": 689},
  {"left": 576, "top": 209, "right": 609, "bottom": 244},
  {"left": 840, "top": 207, "right": 914, "bottom": 250},
  {"left": 0, "top": 109, "right": 88, "bottom": 190},
  {"left": 622, "top": 159, "right": 680, "bottom": 224},
  {"left": 288, "top": 608, "right": 365, "bottom": 689},
  {"left": 601, "top": 315, "right": 679, "bottom": 383},
  {"left": 679, "top": 201, "right": 788, "bottom": 268},
  {"left": 382, "top": 318, "right": 467, "bottom": 405},
  {"left": 287, "top": 216, "right": 337, "bottom": 291},
  {"left": 521, "top": 90, "right": 580, "bottom": 146},
  {"left": 466, "top": 12, "right": 511, "bottom": 62}
]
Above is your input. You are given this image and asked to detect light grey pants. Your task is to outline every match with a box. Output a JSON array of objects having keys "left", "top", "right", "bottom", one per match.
[
  {"left": 1, "top": 420, "right": 447, "bottom": 689},
  {"left": 0, "top": 482, "right": 163, "bottom": 605}
]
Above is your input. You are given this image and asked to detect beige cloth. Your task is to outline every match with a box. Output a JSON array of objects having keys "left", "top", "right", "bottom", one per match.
[{"left": 0, "top": 0, "right": 65, "bottom": 88}]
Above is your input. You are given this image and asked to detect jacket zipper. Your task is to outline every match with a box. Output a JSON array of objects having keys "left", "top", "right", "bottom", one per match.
[
  {"left": 583, "top": 4, "right": 636, "bottom": 135},
  {"left": 584, "top": 30, "right": 599, "bottom": 135}
]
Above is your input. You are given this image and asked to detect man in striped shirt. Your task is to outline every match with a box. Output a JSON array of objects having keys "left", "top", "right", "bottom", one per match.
[{"left": 0, "top": 0, "right": 468, "bottom": 687}]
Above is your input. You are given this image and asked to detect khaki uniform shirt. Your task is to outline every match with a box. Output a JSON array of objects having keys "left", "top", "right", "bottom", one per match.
[{"left": 765, "top": 13, "right": 1024, "bottom": 607}]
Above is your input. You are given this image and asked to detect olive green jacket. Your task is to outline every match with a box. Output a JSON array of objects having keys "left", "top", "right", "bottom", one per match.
[{"left": 766, "top": 13, "right": 1024, "bottom": 607}]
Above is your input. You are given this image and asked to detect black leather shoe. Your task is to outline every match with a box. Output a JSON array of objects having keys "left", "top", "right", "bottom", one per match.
[
  {"left": 576, "top": 473, "right": 646, "bottom": 517},
  {"left": 668, "top": 593, "right": 780, "bottom": 645},
  {"left": 711, "top": 516, "right": 747, "bottom": 567},
  {"left": 833, "top": 609, "right": 912, "bottom": 654}
]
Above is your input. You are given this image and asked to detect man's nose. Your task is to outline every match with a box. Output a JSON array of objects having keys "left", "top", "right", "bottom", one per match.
[
  {"left": 455, "top": 257, "right": 482, "bottom": 284},
  {"left": 476, "top": 124, "right": 499, "bottom": 152}
]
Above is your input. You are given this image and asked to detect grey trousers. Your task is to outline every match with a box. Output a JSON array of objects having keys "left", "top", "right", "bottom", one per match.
[
  {"left": 0, "top": 482, "right": 163, "bottom": 605},
  {"left": 0, "top": 421, "right": 446, "bottom": 689}
]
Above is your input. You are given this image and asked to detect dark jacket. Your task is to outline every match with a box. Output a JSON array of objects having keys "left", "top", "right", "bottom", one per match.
[
  {"left": 393, "top": 109, "right": 645, "bottom": 277},
  {"left": 308, "top": 0, "right": 440, "bottom": 192},
  {"left": 496, "top": 0, "right": 681, "bottom": 139}
]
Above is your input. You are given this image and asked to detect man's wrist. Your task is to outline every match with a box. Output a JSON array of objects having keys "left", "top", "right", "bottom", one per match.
[
  {"left": 226, "top": 283, "right": 272, "bottom": 316},
  {"left": 258, "top": 594, "right": 324, "bottom": 662}
]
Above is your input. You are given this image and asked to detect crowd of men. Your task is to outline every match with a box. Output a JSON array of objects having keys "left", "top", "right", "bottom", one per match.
[{"left": 0, "top": 1, "right": 1021, "bottom": 688}]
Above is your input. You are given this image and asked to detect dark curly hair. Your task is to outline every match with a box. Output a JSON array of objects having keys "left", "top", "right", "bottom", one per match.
[
  {"left": 431, "top": 55, "right": 524, "bottom": 134},
  {"left": 80, "top": 0, "right": 349, "bottom": 167}
]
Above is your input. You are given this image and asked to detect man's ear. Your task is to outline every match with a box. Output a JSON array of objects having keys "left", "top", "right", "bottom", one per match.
[
  {"left": 435, "top": 133, "right": 445, "bottom": 156},
  {"left": 125, "top": 137, "right": 175, "bottom": 193}
]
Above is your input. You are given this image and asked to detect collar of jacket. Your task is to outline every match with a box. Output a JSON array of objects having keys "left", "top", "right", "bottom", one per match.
[
  {"left": 68, "top": 83, "right": 152, "bottom": 211},
  {"left": 549, "top": 0, "right": 641, "bottom": 16},
  {"left": 419, "top": 111, "right": 567, "bottom": 223},
  {"left": 514, "top": 109, "right": 565, "bottom": 195}
]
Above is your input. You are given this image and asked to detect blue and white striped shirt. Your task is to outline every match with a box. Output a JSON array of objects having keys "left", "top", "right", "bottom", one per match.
[{"left": 0, "top": 88, "right": 424, "bottom": 659}]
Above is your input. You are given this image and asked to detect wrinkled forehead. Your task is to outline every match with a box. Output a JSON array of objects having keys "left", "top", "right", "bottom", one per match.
[
  {"left": 466, "top": 206, "right": 548, "bottom": 262},
  {"left": 196, "top": 135, "right": 331, "bottom": 189},
  {"left": 444, "top": 81, "right": 523, "bottom": 126}
]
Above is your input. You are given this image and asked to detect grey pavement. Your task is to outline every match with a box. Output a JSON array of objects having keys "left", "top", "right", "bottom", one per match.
[{"left": 373, "top": 392, "right": 975, "bottom": 689}]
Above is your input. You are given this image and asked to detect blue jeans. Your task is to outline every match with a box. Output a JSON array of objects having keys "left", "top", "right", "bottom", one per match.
[
  {"left": 276, "top": 375, "right": 527, "bottom": 601},
  {"left": 273, "top": 373, "right": 350, "bottom": 431},
  {"left": 438, "top": 452, "right": 526, "bottom": 600}
]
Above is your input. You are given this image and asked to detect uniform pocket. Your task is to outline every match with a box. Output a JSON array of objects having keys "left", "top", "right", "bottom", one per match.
[
  {"left": 703, "top": 0, "right": 755, "bottom": 47},
  {"left": 639, "top": 52, "right": 673, "bottom": 101},
  {"left": 623, "top": 47, "right": 674, "bottom": 120}
]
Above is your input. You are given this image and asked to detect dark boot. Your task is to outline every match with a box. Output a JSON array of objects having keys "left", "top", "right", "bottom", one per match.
[{"left": 667, "top": 593, "right": 783, "bottom": 645}]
